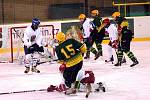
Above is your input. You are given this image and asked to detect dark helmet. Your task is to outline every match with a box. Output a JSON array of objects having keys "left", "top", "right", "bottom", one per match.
[{"left": 32, "top": 18, "right": 40, "bottom": 26}]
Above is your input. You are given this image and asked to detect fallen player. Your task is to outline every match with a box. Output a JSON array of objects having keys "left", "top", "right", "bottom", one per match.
[{"left": 47, "top": 64, "right": 106, "bottom": 98}]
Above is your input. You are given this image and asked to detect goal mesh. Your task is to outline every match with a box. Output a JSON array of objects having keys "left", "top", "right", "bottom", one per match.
[{"left": 8, "top": 25, "right": 55, "bottom": 63}]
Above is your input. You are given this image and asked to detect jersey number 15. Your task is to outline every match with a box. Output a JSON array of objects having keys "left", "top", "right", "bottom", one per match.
[{"left": 61, "top": 44, "right": 75, "bottom": 59}]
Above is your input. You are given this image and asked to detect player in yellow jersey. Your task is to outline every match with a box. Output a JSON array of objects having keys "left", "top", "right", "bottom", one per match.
[{"left": 55, "top": 32, "right": 86, "bottom": 88}]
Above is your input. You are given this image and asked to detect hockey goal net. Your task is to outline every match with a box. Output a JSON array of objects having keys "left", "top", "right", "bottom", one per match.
[{"left": 4, "top": 25, "right": 56, "bottom": 63}]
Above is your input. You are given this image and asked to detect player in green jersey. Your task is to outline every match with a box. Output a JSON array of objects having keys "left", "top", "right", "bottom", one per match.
[{"left": 55, "top": 32, "right": 86, "bottom": 88}]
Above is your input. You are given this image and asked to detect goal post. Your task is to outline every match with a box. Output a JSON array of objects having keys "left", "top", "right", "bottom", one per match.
[{"left": 10, "top": 25, "right": 56, "bottom": 63}]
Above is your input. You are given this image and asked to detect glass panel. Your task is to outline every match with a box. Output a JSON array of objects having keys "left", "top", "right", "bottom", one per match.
[{"left": 0, "top": 0, "right": 149, "bottom": 24}]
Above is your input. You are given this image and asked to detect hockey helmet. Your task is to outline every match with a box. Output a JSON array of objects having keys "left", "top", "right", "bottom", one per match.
[
  {"left": 59, "top": 64, "right": 66, "bottom": 73},
  {"left": 102, "top": 18, "right": 110, "bottom": 24},
  {"left": 56, "top": 32, "right": 66, "bottom": 43},
  {"left": 112, "top": 12, "right": 120, "bottom": 18},
  {"left": 91, "top": 10, "right": 99, "bottom": 15},
  {"left": 78, "top": 14, "right": 86, "bottom": 20},
  {"left": 120, "top": 21, "right": 129, "bottom": 28},
  {"left": 32, "top": 18, "right": 40, "bottom": 26}
]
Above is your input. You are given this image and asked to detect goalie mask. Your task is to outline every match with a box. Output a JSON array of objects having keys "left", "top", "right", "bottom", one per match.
[{"left": 32, "top": 18, "right": 40, "bottom": 30}]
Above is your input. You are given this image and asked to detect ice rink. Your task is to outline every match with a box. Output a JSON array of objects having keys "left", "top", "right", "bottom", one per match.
[{"left": 0, "top": 41, "right": 150, "bottom": 100}]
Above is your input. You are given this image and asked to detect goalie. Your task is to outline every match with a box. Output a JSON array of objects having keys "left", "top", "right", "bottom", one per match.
[
  {"left": 23, "top": 18, "right": 48, "bottom": 73},
  {"left": 47, "top": 64, "right": 106, "bottom": 97}
]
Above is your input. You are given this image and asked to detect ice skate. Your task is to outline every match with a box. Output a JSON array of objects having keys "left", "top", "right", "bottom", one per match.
[
  {"left": 121, "top": 57, "right": 126, "bottom": 64},
  {"left": 84, "top": 52, "right": 90, "bottom": 59},
  {"left": 31, "top": 66, "right": 40, "bottom": 73},
  {"left": 65, "top": 88, "right": 76, "bottom": 95},
  {"left": 84, "top": 56, "right": 90, "bottom": 59},
  {"left": 105, "top": 55, "right": 114, "bottom": 64},
  {"left": 114, "top": 61, "right": 121, "bottom": 66},
  {"left": 130, "top": 60, "right": 139, "bottom": 67},
  {"left": 24, "top": 67, "right": 30, "bottom": 73},
  {"left": 95, "top": 82, "right": 106, "bottom": 92},
  {"left": 94, "top": 51, "right": 102, "bottom": 60}
]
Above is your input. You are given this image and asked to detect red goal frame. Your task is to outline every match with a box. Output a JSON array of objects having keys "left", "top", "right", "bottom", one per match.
[{"left": 10, "top": 25, "right": 55, "bottom": 63}]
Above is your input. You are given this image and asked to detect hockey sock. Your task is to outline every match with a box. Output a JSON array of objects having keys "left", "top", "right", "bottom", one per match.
[
  {"left": 74, "top": 81, "right": 80, "bottom": 89},
  {"left": 117, "top": 50, "right": 123, "bottom": 62},
  {"left": 90, "top": 47, "right": 97, "bottom": 55},
  {"left": 125, "top": 51, "right": 138, "bottom": 62},
  {"left": 85, "top": 50, "right": 90, "bottom": 58},
  {"left": 96, "top": 43, "right": 102, "bottom": 52}
]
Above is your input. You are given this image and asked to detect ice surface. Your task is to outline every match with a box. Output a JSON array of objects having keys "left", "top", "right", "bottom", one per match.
[{"left": 0, "top": 42, "right": 150, "bottom": 100}]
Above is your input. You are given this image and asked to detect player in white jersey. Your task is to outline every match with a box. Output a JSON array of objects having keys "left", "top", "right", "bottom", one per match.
[
  {"left": 79, "top": 14, "right": 100, "bottom": 60},
  {"left": 103, "top": 18, "right": 118, "bottom": 63},
  {"left": 23, "top": 18, "right": 47, "bottom": 73},
  {"left": 78, "top": 14, "right": 92, "bottom": 59},
  {"left": 47, "top": 64, "right": 106, "bottom": 98}
]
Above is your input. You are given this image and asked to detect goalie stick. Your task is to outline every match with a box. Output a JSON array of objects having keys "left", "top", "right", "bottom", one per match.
[
  {"left": 0, "top": 89, "right": 47, "bottom": 95},
  {"left": 36, "top": 58, "right": 58, "bottom": 65}
]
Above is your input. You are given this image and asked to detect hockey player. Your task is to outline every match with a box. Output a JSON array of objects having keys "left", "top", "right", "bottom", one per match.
[
  {"left": 112, "top": 12, "right": 126, "bottom": 26},
  {"left": 47, "top": 64, "right": 106, "bottom": 98},
  {"left": 78, "top": 14, "right": 100, "bottom": 60},
  {"left": 23, "top": 18, "right": 46, "bottom": 73},
  {"left": 65, "top": 69, "right": 106, "bottom": 97},
  {"left": 90, "top": 10, "right": 105, "bottom": 59},
  {"left": 114, "top": 21, "right": 139, "bottom": 67},
  {"left": 102, "top": 18, "right": 118, "bottom": 63},
  {"left": 112, "top": 11, "right": 127, "bottom": 64},
  {"left": 55, "top": 32, "right": 86, "bottom": 88}
]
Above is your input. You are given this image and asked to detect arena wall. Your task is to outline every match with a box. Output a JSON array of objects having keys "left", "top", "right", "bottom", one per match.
[{"left": 0, "top": 16, "right": 150, "bottom": 56}]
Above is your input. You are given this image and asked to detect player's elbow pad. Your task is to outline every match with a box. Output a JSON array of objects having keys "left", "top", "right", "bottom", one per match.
[{"left": 80, "top": 44, "right": 87, "bottom": 53}]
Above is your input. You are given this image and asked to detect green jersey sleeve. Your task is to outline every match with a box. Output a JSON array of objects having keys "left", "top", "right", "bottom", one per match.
[{"left": 71, "top": 39, "right": 83, "bottom": 50}]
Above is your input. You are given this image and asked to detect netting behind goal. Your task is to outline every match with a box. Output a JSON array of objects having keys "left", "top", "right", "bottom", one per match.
[{"left": 8, "top": 25, "right": 55, "bottom": 63}]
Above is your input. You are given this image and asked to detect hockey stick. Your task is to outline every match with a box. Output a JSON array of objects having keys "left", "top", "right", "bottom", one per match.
[
  {"left": 0, "top": 89, "right": 47, "bottom": 95},
  {"left": 13, "top": 28, "right": 24, "bottom": 43},
  {"left": 36, "top": 59, "right": 58, "bottom": 65}
]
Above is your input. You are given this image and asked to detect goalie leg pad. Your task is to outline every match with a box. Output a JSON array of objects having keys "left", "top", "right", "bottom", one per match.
[{"left": 24, "top": 54, "right": 32, "bottom": 67}]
